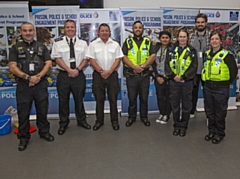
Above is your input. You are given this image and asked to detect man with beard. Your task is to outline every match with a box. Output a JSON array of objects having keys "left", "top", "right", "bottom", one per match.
[
  {"left": 122, "top": 21, "right": 156, "bottom": 127},
  {"left": 189, "top": 13, "right": 211, "bottom": 118}
]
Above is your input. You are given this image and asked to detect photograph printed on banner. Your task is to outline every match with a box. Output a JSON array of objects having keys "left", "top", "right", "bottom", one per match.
[{"left": 6, "top": 26, "right": 22, "bottom": 47}]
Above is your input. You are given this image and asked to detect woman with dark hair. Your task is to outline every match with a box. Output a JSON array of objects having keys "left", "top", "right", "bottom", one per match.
[
  {"left": 202, "top": 30, "right": 237, "bottom": 144},
  {"left": 165, "top": 29, "right": 198, "bottom": 137},
  {"left": 152, "top": 31, "right": 173, "bottom": 124}
]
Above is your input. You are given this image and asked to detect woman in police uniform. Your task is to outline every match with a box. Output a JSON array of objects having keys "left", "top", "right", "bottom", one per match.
[
  {"left": 202, "top": 30, "right": 237, "bottom": 144},
  {"left": 165, "top": 29, "right": 198, "bottom": 137}
]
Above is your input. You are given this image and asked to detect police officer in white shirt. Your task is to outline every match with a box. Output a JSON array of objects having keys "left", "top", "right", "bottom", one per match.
[
  {"left": 51, "top": 19, "right": 91, "bottom": 135},
  {"left": 86, "top": 23, "right": 123, "bottom": 131}
]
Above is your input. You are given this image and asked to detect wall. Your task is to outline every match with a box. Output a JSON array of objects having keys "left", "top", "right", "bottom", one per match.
[{"left": 104, "top": 0, "right": 240, "bottom": 9}]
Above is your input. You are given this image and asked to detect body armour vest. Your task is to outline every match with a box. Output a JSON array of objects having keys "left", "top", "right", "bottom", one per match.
[
  {"left": 201, "top": 49, "right": 230, "bottom": 81},
  {"left": 169, "top": 46, "right": 192, "bottom": 76},
  {"left": 16, "top": 41, "right": 45, "bottom": 75},
  {"left": 125, "top": 37, "right": 150, "bottom": 67}
]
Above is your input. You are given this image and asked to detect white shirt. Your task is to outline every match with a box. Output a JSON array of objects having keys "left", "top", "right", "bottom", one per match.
[
  {"left": 51, "top": 36, "right": 88, "bottom": 70},
  {"left": 85, "top": 37, "right": 123, "bottom": 70}
]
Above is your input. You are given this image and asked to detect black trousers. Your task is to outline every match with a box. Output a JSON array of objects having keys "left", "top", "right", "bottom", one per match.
[
  {"left": 92, "top": 71, "right": 120, "bottom": 123},
  {"left": 203, "top": 86, "right": 229, "bottom": 138},
  {"left": 16, "top": 79, "right": 50, "bottom": 141},
  {"left": 170, "top": 80, "right": 193, "bottom": 130},
  {"left": 57, "top": 70, "right": 86, "bottom": 127},
  {"left": 191, "top": 74, "right": 203, "bottom": 114},
  {"left": 154, "top": 78, "right": 171, "bottom": 116},
  {"left": 126, "top": 75, "right": 150, "bottom": 120}
]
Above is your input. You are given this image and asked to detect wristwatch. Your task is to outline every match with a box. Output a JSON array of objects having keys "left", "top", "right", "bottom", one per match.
[
  {"left": 99, "top": 70, "right": 103, "bottom": 73},
  {"left": 27, "top": 76, "right": 31, "bottom": 82},
  {"left": 140, "top": 65, "right": 145, "bottom": 69},
  {"left": 76, "top": 67, "right": 81, "bottom": 72}
]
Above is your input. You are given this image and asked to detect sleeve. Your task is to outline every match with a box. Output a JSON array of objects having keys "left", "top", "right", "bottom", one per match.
[
  {"left": 115, "top": 43, "right": 124, "bottom": 59},
  {"left": 42, "top": 45, "right": 51, "bottom": 61},
  {"left": 225, "top": 53, "right": 238, "bottom": 83},
  {"left": 8, "top": 45, "right": 18, "bottom": 62},
  {"left": 122, "top": 40, "right": 128, "bottom": 55},
  {"left": 85, "top": 42, "right": 95, "bottom": 59},
  {"left": 151, "top": 44, "right": 159, "bottom": 78},
  {"left": 181, "top": 48, "right": 198, "bottom": 81},
  {"left": 149, "top": 42, "right": 155, "bottom": 55},
  {"left": 51, "top": 41, "right": 61, "bottom": 59}
]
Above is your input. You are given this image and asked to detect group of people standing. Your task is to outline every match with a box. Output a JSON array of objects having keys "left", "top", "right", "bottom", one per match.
[{"left": 9, "top": 13, "right": 237, "bottom": 151}]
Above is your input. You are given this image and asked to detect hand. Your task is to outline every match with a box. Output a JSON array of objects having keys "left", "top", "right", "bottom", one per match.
[
  {"left": 156, "top": 77, "right": 164, "bottom": 84},
  {"left": 30, "top": 75, "right": 41, "bottom": 84},
  {"left": 173, "top": 75, "right": 181, "bottom": 82},
  {"left": 101, "top": 70, "right": 111, "bottom": 79},
  {"left": 68, "top": 69, "right": 79, "bottom": 78},
  {"left": 133, "top": 65, "right": 144, "bottom": 73}
]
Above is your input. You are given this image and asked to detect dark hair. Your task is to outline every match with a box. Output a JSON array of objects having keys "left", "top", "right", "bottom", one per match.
[
  {"left": 159, "top": 31, "right": 171, "bottom": 39},
  {"left": 133, "top": 21, "right": 143, "bottom": 28},
  {"left": 209, "top": 30, "right": 222, "bottom": 41},
  {"left": 20, "top": 22, "right": 34, "bottom": 29},
  {"left": 98, "top": 23, "right": 110, "bottom": 32},
  {"left": 195, "top": 13, "right": 208, "bottom": 23},
  {"left": 64, "top": 19, "right": 76, "bottom": 28}
]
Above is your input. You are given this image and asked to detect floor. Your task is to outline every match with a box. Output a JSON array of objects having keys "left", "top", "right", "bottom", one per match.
[{"left": 1, "top": 109, "right": 240, "bottom": 179}]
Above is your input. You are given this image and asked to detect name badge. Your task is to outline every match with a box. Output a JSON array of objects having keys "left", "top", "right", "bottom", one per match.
[
  {"left": 198, "top": 51, "right": 203, "bottom": 58},
  {"left": 69, "top": 58, "right": 76, "bottom": 62},
  {"left": 29, "top": 63, "right": 34, "bottom": 71}
]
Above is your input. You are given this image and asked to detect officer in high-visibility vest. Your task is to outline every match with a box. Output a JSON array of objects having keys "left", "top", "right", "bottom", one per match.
[
  {"left": 122, "top": 21, "right": 156, "bottom": 127},
  {"left": 9, "top": 22, "right": 54, "bottom": 151},
  {"left": 165, "top": 29, "right": 198, "bottom": 137},
  {"left": 202, "top": 30, "right": 237, "bottom": 144}
]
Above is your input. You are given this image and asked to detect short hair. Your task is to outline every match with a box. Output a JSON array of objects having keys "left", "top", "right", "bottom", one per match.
[
  {"left": 195, "top": 13, "right": 208, "bottom": 23},
  {"left": 210, "top": 30, "right": 222, "bottom": 41},
  {"left": 98, "top": 23, "right": 110, "bottom": 32},
  {"left": 64, "top": 19, "right": 76, "bottom": 28},
  {"left": 133, "top": 21, "right": 143, "bottom": 28},
  {"left": 159, "top": 30, "right": 171, "bottom": 39},
  {"left": 20, "top": 22, "right": 34, "bottom": 30}
]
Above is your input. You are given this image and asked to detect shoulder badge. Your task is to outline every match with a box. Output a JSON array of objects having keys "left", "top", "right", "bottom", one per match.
[{"left": 54, "top": 37, "right": 63, "bottom": 42}]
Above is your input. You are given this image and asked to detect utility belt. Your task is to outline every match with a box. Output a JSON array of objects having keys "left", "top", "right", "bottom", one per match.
[{"left": 124, "top": 67, "right": 150, "bottom": 77}]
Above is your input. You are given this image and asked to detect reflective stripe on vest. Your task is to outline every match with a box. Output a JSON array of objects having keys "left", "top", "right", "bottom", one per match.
[
  {"left": 201, "top": 49, "right": 230, "bottom": 81},
  {"left": 169, "top": 47, "right": 192, "bottom": 76},
  {"left": 125, "top": 37, "right": 150, "bottom": 66}
]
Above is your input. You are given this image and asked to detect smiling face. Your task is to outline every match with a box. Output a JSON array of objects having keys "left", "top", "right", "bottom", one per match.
[
  {"left": 159, "top": 34, "right": 171, "bottom": 47},
  {"left": 210, "top": 33, "right": 222, "bottom": 50},
  {"left": 20, "top": 23, "right": 35, "bottom": 43},
  {"left": 64, "top": 21, "right": 76, "bottom": 38},
  {"left": 195, "top": 17, "right": 207, "bottom": 32},
  {"left": 177, "top": 31, "right": 188, "bottom": 47},
  {"left": 98, "top": 25, "right": 110, "bottom": 43},
  {"left": 133, "top": 22, "right": 143, "bottom": 38}
]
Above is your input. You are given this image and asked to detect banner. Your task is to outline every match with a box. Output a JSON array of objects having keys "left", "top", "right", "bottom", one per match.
[
  {"left": 79, "top": 9, "right": 122, "bottom": 113},
  {"left": 31, "top": 6, "right": 81, "bottom": 116},
  {"left": 0, "top": 2, "right": 29, "bottom": 114},
  {"left": 199, "top": 9, "right": 239, "bottom": 110},
  {"left": 120, "top": 9, "right": 162, "bottom": 116}
]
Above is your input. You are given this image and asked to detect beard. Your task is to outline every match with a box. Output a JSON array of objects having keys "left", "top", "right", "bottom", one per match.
[
  {"left": 134, "top": 31, "right": 143, "bottom": 37},
  {"left": 197, "top": 26, "right": 206, "bottom": 32}
]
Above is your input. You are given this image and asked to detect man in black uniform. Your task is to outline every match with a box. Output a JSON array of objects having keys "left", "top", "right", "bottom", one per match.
[
  {"left": 9, "top": 22, "right": 54, "bottom": 151},
  {"left": 122, "top": 21, "right": 156, "bottom": 127}
]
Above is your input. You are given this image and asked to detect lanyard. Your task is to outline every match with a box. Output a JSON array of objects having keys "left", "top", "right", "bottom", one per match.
[
  {"left": 197, "top": 31, "right": 206, "bottom": 51},
  {"left": 158, "top": 46, "right": 167, "bottom": 62}
]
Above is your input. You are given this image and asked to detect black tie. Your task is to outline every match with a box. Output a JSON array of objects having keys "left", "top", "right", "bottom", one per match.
[{"left": 70, "top": 38, "right": 76, "bottom": 69}]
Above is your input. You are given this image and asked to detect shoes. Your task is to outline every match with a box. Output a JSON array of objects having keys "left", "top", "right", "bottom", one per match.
[
  {"left": 160, "top": 116, "right": 170, "bottom": 124},
  {"left": 58, "top": 126, "right": 67, "bottom": 135},
  {"left": 156, "top": 115, "right": 163, "bottom": 123},
  {"left": 18, "top": 140, "right": 29, "bottom": 151},
  {"left": 205, "top": 133, "right": 214, "bottom": 141},
  {"left": 77, "top": 121, "right": 91, "bottom": 130},
  {"left": 212, "top": 136, "right": 223, "bottom": 144},
  {"left": 40, "top": 133, "right": 54, "bottom": 142},
  {"left": 112, "top": 121, "right": 120, "bottom": 131},
  {"left": 142, "top": 119, "right": 150, "bottom": 126},
  {"left": 179, "top": 130, "right": 186, "bottom": 137},
  {"left": 126, "top": 119, "right": 136, "bottom": 127},
  {"left": 190, "top": 114, "right": 195, "bottom": 119},
  {"left": 173, "top": 129, "right": 180, "bottom": 136},
  {"left": 93, "top": 122, "right": 104, "bottom": 131}
]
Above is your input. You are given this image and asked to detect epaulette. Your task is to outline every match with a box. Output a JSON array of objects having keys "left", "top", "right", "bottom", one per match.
[{"left": 54, "top": 37, "right": 63, "bottom": 42}]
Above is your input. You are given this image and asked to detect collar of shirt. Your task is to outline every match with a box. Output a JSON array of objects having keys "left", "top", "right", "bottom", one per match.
[
  {"left": 65, "top": 36, "right": 76, "bottom": 43},
  {"left": 22, "top": 40, "right": 35, "bottom": 46},
  {"left": 96, "top": 37, "right": 113, "bottom": 44}
]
